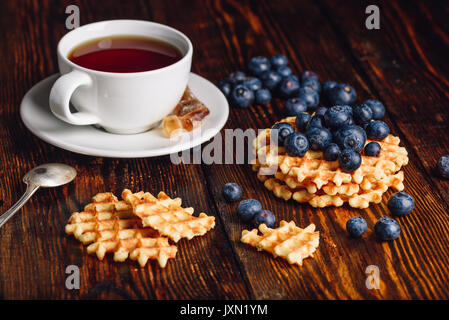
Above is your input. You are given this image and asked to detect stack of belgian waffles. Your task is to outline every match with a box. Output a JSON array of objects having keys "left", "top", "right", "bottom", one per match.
[
  {"left": 65, "top": 189, "right": 215, "bottom": 268},
  {"left": 252, "top": 117, "right": 409, "bottom": 209}
]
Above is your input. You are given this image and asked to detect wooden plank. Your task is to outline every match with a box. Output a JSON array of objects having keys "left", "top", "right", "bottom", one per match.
[
  {"left": 198, "top": 0, "right": 449, "bottom": 299},
  {"left": 0, "top": 0, "right": 249, "bottom": 299}
]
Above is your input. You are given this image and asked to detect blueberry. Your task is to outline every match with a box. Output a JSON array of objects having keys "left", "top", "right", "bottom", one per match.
[
  {"left": 242, "top": 77, "right": 262, "bottom": 91},
  {"left": 353, "top": 104, "right": 373, "bottom": 124},
  {"left": 255, "top": 88, "right": 272, "bottom": 105},
  {"left": 217, "top": 81, "right": 232, "bottom": 98},
  {"left": 227, "top": 71, "right": 246, "bottom": 85},
  {"left": 323, "top": 81, "right": 337, "bottom": 93},
  {"left": 248, "top": 56, "right": 271, "bottom": 76},
  {"left": 306, "top": 115, "right": 325, "bottom": 130},
  {"left": 306, "top": 126, "right": 332, "bottom": 151},
  {"left": 364, "top": 100, "right": 386, "bottom": 119},
  {"left": 301, "top": 70, "right": 319, "bottom": 82},
  {"left": 323, "top": 143, "right": 341, "bottom": 161},
  {"left": 438, "top": 155, "right": 449, "bottom": 179},
  {"left": 338, "top": 149, "right": 362, "bottom": 172},
  {"left": 366, "top": 120, "right": 390, "bottom": 141},
  {"left": 278, "top": 75, "right": 301, "bottom": 98},
  {"left": 388, "top": 192, "right": 415, "bottom": 216},
  {"left": 260, "top": 70, "right": 282, "bottom": 90},
  {"left": 230, "top": 84, "right": 255, "bottom": 108},
  {"left": 276, "top": 66, "right": 293, "bottom": 77},
  {"left": 346, "top": 217, "right": 367, "bottom": 238},
  {"left": 334, "top": 125, "right": 367, "bottom": 152},
  {"left": 302, "top": 78, "right": 321, "bottom": 93},
  {"left": 374, "top": 217, "right": 401, "bottom": 241},
  {"left": 324, "top": 105, "right": 352, "bottom": 131},
  {"left": 237, "top": 199, "right": 262, "bottom": 222},
  {"left": 298, "top": 86, "right": 319, "bottom": 109},
  {"left": 270, "top": 54, "right": 288, "bottom": 68},
  {"left": 271, "top": 122, "right": 295, "bottom": 145},
  {"left": 364, "top": 142, "right": 381, "bottom": 157},
  {"left": 328, "top": 83, "right": 357, "bottom": 105},
  {"left": 285, "top": 97, "right": 307, "bottom": 116},
  {"left": 252, "top": 209, "right": 276, "bottom": 228},
  {"left": 222, "top": 182, "right": 242, "bottom": 202},
  {"left": 295, "top": 113, "right": 312, "bottom": 132},
  {"left": 284, "top": 132, "right": 309, "bottom": 157},
  {"left": 315, "top": 107, "right": 328, "bottom": 117}
]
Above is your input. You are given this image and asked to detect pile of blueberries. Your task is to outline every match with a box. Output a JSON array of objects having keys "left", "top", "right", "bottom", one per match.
[{"left": 218, "top": 54, "right": 317, "bottom": 108}]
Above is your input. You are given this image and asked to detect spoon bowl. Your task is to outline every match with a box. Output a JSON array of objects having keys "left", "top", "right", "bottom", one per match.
[
  {"left": 0, "top": 163, "right": 77, "bottom": 229},
  {"left": 23, "top": 163, "right": 77, "bottom": 187}
]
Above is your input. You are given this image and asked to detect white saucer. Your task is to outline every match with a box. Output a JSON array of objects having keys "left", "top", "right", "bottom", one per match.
[{"left": 20, "top": 73, "right": 229, "bottom": 158}]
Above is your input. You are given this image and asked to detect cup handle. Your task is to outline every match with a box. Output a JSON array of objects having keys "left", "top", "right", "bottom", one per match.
[{"left": 49, "top": 69, "right": 100, "bottom": 125}]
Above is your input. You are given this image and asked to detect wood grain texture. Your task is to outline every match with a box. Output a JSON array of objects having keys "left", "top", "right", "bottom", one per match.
[{"left": 0, "top": 0, "right": 448, "bottom": 299}]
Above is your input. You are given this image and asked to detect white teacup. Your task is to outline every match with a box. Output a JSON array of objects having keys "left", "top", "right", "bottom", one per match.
[{"left": 49, "top": 20, "right": 192, "bottom": 134}]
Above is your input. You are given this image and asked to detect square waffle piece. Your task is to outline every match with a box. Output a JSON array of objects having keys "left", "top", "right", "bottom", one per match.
[
  {"left": 241, "top": 220, "right": 319, "bottom": 266},
  {"left": 65, "top": 192, "right": 177, "bottom": 268},
  {"left": 122, "top": 189, "right": 215, "bottom": 243}
]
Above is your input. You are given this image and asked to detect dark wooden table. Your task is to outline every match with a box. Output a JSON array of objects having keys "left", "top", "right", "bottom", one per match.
[{"left": 0, "top": 0, "right": 448, "bottom": 300}]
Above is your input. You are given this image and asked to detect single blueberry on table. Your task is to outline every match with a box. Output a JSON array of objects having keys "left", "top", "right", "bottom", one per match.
[
  {"left": 276, "top": 66, "right": 293, "bottom": 77},
  {"left": 227, "top": 71, "right": 246, "bottom": 85},
  {"left": 270, "top": 54, "right": 288, "bottom": 68},
  {"left": 248, "top": 56, "right": 271, "bottom": 76},
  {"left": 301, "top": 70, "right": 319, "bottom": 82},
  {"left": 374, "top": 217, "right": 401, "bottom": 241},
  {"left": 324, "top": 105, "right": 352, "bottom": 131},
  {"left": 306, "top": 126, "right": 333, "bottom": 151},
  {"left": 255, "top": 88, "right": 272, "bottom": 105},
  {"left": 438, "top": 155, "right": 449, "bottom": 179},
  {"left": 366, "top": 120, "right": 390, "bottom": 141},
  {"left": 346, "top": 217, "right": 367, "bottom": 238},
  {"left": 388, "top": 192, "right": 415, "bottom": 216},
  {"left": 364, "top": 141, "right": 381, "bottom": 157},
  {"left": 323, "top": 143, "right": 341, "bottom": 161},
  {"left": 222, "top": 182, "right": 242, "bottom": 202},
  {"left": 295, "top": 113, "right": 312, "bottom": 132},
  {"left": 252, "top": 209, "right": 276, "bottom": 228},
  {"left": 237, "top": 199, "right": 262, "bottom": 222},
  {"left": 242, "top": 77, "right": 262, "bottom": 91},
  {"left": 230, "top": 84, "right": 255, "bottom": 108},
  {"left": 298, "top": 86, "right": 319, "bottom": 108},
  {"left": 338, "top": 149, "right": 362, "bottom": 172},
  {"left": 278, "top": 75, "right": 301, "bottom": 98},
  {"left": 328, "top": 83, "right": 357, "bottom": 105},
  {"left": 271, "top": 122, "right": 295, "bottom": 145},
  {"left": 315, "top": 107, "right": 328, "bottom": 117},
  {"left": 353, "top": 104, "right": 374, "bottom": 124},
  {"left": 302, "top": 78, "right": 321, "bottom": 93},
  {"left": 306, "top": 115, "right": 325, "bottom": 130},
  {"left": 334, "top": 125, "right": 367, "bottom": 152},
  {"left": 285, "top": 97, "right": 308, "bottom": 116},
  {"left": 260, "top": 70, "right": 282, "bottom": 91},
  {"left": 217, "top": 81, "right": 232, "bottom": 98},
  {"left": 323, "top": 81, "right": 337, "bottom": 93},
  {"left": 284, "top": 132, "right": 309, "bottom": 157},
  {"left": 364, "top": 99, "right": 386, "bottom": 119}
]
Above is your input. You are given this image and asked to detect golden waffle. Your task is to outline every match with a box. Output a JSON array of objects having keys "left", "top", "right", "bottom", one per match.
[
  {"left": 241, "top": 220, "right": 319, "bottom": 266},
  {"left": 254, "top": 117, "right": 408, "bottom": 188},
  {"left": 252, "top": 117, "right": 408, "bottom": 207},
  {"left": 65, "top": 192, "right": 177, "bottom": 268},
  {"left": 254, "top": 166, "right": 404, "bottom": 196},
  {"left": 122, "top": 189, "right": 215, "bottom": 243}
]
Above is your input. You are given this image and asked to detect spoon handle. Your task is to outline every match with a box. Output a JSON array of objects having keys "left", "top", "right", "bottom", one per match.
[{"left": 0, "top": 184, "right": 40, "bottom": 229}]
